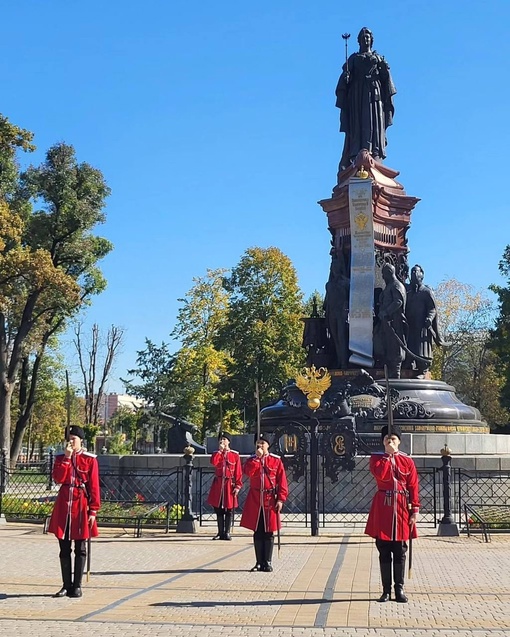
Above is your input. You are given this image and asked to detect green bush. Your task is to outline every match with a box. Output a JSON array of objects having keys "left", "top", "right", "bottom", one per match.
[
  {"left": 1, "top": 494, "right": 54, "bottom": 518},
  {"left": 1, "top": 494, "right": 184, "bottom": 526},
  {"left": 105, "top": 433, "right": 133, "bottom": 455}
]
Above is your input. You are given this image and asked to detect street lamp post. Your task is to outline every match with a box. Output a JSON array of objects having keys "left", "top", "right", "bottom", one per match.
[
  {"left": 437, "top": 444, "right": 459, "bottom": 536},
  {"left": 176, "top": 446, "right": 197, "bottom": 533}
]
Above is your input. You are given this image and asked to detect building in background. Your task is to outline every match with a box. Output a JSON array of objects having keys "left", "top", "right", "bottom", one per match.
[{"left": 99, "top": 393, "right": 146, "bottom": 423}]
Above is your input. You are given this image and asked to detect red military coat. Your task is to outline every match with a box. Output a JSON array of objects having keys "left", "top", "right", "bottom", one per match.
[
  {"left": 240, "top": 453, "right": 288, "bottom": 532},
  {"left": 207, "top": 449, "right": 242, "bottom": 510},
  {"left": 365, "top": 451, "right": 420, "bottom": 542},
  {"left": 48, "top": 450, "right": 101, "bottom": 540}
]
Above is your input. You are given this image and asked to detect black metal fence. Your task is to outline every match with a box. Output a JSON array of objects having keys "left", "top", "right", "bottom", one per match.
[{"left": 1, "top": 452, "right": 509, "bottom": 534}]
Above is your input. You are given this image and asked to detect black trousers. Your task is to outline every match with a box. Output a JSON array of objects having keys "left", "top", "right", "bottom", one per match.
[
  {"left": 58, "top": 537, "right": 86, "bottom": 561},
  {"left": 253, "top": 509, "right": 273, "bottom": 541},
  {"left": 375, "top": 538, "right": 407, "bottom": 565}
]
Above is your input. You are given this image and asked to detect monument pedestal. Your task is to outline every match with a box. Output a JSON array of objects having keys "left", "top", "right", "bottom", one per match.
[
  {"left": 319, "top": 150, "right": 420, "bottom": 285},
  {"left": 260, "top": 372, "right": 504, "bottom": 459}
]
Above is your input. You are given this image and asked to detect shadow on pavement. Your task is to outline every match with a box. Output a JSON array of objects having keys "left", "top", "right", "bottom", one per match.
[
  {"left": 152, "top": 597, "right": 372, "bottom": 607},
  {"left": 0, "top": 593, "right": 49, "bottom": 599},
  {"left": 92, "top": 568, "right": 228, "bottom": 575}
]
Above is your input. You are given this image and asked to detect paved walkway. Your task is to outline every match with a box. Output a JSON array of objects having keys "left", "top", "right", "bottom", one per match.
[{"left": 1, "top": 522, "right": 509, "bottom": 637}]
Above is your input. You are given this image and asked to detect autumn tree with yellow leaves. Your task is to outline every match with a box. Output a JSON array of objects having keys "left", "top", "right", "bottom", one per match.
[
  {"left": 432, "top": 278, "right": 508, "bottom": 428},
  {"left": 0, "top": 116, "right": 112, "bottom": 464}
]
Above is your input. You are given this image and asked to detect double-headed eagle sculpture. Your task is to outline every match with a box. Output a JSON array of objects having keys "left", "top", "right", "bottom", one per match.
[{"left": 295, "top": 365, "right": 332, "bottom": 410}]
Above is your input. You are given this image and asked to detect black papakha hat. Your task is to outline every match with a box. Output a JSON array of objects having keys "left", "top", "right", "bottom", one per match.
[
  {"left": 218, "top": 431, "right": 232, "bottom": 442},
  {"left": 254, "top": 433, "right": 271, "bottom": 445},
  {"left": 380, "top": 425, "right": 402, "bottom": 442},
  {"left": 66, "top": 425, "right": 85, "bottom": 440}
]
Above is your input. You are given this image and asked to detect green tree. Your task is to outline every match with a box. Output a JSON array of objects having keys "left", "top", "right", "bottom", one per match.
[
  {"left": 107, "top": 405, "right": 140, "bottom": 443},
  {"left": 303, "top": 290, "right": 325, "bottom": 318},
  {"left": 13, "top": 350, "right": 67, "bottom": 458},
  {"left": 105, "top": 432, "right": 133, "bottom": 455},
  {"left": 171, "top": 268, "right": 231, "bottom": 440},
  {"left": 0, "top": 123, "right": 111, "bottom": 464},
  {"left": 219, "top": 247, "right": 305, "bottom": 429},
  {"left": 122, "top": 339, "right": 175, "bottom": 448},
  {"left": 123, "top": 339, "right": 174, "bottom": 411},
  {"left": 489, "top": 246, "right": 510, "bottom": 420}
]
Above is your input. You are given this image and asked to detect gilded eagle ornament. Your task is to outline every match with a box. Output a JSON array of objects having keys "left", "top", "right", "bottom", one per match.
[{"left": 295, "top": 365, "right": 332, "bottom": 410}]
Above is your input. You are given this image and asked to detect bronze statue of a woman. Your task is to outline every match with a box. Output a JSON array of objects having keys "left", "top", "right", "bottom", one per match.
[{"left": 336, "top": 27, "right": 396, "bottom": 172}]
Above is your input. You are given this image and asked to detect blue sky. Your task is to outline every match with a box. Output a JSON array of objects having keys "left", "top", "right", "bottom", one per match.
[{"left": 1, "top": 2, "right": 509, "bottom": 392}]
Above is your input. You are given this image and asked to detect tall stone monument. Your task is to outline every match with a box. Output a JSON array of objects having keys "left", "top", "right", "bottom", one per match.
[{"left": 262, "top": 27, "right": 507, "bottom": 455}]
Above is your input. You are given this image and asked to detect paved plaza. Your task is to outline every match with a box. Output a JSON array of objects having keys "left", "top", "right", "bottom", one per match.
[{"left": 1, "top": 521, "right": 509, "bottom": 637}]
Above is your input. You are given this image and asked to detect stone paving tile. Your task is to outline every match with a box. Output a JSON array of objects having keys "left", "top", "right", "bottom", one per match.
[{"left": 1, "top": 523, "right": 510, "bottom": 636}]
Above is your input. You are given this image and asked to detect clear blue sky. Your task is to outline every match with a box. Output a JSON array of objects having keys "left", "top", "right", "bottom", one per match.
[{"left": 1, "top": 2, "right": 509, "bottom": 392}]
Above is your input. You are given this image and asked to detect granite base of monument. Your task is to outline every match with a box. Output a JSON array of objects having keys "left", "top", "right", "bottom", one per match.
[{"left": 259, "top": 373, "right": 510, "bottom": 458}]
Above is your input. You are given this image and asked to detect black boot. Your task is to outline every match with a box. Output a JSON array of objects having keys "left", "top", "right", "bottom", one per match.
[
  {"left": 250, "top": 538, "right": 264, "bottom": 571},
  {"left": 378, "top": 561, "right": 392, "bottom": 602},
  {"left": 213, "top": 510, "right": 224, "bottom": 540},
  {"left": 394, "top": 560, "right": 408, "bottom": 603},
  {"left": 69, "top": 548, "right": 86, "bottom": 598},
  {"left": 262, "top": 536, "right": 274, "bottom": 572},
  {"left": 53, "top": 556, "right": 72, "bottom": 597},
  {"left": 222, "top": 511, "right": 232, "bottom": 540}
]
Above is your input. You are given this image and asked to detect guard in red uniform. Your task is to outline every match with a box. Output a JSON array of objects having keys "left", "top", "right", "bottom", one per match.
[
  {"left": 365, "top": 425, "right": 419, "bottom": 603},
  {"left": 240, "top": 434, "right": 288, "bottom": 572},
  {"left": 48, "top": 425, "right": 100, "bottom": 598},
  {"left": 207, "top": 431, "right": 242, "bottom": 540}
]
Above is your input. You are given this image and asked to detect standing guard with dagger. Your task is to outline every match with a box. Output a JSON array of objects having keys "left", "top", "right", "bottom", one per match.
[
  {"left": 240, "top": 434, "right": 288, "bottom": 572},
  {"left": 207, "top": 431, "right": 242, "bottom": 540},
  {"left": 48, "top": 425, "right": 100, "bottom": 598},
  {"left": 364, "top": 419, "right": 420, "bottom": 603}
]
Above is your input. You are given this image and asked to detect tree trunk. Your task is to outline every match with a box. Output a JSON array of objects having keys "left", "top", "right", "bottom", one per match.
[
  {"left": 11, "top": 345, "right": 48, "bottom": 465},
  {"left": 0, "top": 382, "right": 15, "bottom": 467}
]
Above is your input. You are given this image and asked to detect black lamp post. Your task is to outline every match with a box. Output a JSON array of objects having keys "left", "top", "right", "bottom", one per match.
[
  {"left": 437, "top": 444, "right": 459, "bottom": 536},
  {"left": 176, "top": 445, "right": 197, "bottom": 533}
]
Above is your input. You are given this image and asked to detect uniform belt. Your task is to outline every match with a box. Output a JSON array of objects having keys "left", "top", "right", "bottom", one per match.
[
  {"left": 379, "top": 489, "right": 408, "bottom": 495},
  {"left": 62, "top": 483, "right": 86, "bottom": 489}
]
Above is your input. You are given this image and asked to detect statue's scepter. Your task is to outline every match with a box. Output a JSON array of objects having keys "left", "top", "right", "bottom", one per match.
[{"left": 342, "top": 32, "right": 351, "bottom": 79}]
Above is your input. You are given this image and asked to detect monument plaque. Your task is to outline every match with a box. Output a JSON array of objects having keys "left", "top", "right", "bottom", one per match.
[{"left": 348, "top": 177, "right": 375, "bottom": 366}]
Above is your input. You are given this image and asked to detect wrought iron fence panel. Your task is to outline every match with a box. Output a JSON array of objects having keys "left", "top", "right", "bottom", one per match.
[
  {"left": 0, "top": 461, "right": 55, "bottom": 520},
  {"left": 318, "top": 465, "right": 436, "bottom": 528},
  {"left": 195, "top": 463, "right": 311, "bottom": 529},
  {"left": 100, "top": 468, "right": 181, "bottom": 504},
  {"left": 457, "top": 470, "right": 510, "bottom": 531},
  {"left": 196, "top": 467, "right": 246, "bottom": 528},
  {"left": 5, "top": 455, "right": 504, "bottom": 533},
  {"left": 419, "top": 468, "right": 437, "bottom": 526},
  {"left": 98, "top": 469, "right": 183, "bottom": 531},
  {"left": 319, "top": 462, "right": 372, "bottom": 527}
]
